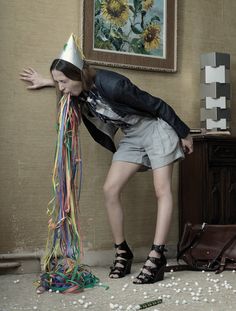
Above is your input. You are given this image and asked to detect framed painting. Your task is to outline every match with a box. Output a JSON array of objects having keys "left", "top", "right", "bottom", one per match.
[{"left": 83, "top": 0, "right": 177, "bottom": 72}]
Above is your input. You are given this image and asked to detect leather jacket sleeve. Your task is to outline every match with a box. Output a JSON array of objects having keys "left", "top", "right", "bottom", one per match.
[
  {"left": 112, "top": 78, "right": 190, "bottom": 138},
  {"left": 95, "top": 70, "right": 190, "bottom": 138}
]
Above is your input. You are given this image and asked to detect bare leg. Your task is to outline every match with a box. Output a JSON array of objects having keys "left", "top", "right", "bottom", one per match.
[
  {"left": 134, "top": 163, "right": 174, "bottom": 283},
  {"left": 103, "top": 161, "right": 141, "bottom": 244},
  {"left": 153, "top": 163, "right": 174, "bottom": 245},
  {"left": 103, "top": 161, "right": 141, "bottom": 278}
]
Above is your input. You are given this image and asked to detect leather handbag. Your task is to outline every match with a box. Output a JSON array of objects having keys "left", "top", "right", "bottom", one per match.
[{"left": 177, "top": 223, "right": 236, "bottom": 273}]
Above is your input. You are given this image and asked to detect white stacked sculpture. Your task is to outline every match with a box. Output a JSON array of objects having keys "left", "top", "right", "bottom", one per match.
[{"left": 200, "top": 52, "right": 231, "bottom": 132}]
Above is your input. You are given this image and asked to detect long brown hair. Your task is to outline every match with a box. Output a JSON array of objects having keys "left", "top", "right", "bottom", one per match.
[{"left": 50, "top": 59, "right": 96, "bottom": 92}]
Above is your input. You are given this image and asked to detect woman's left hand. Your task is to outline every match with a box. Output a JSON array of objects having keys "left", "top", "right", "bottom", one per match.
[{"left": 181, "top": 134, "right": 193, "bottom": 154}]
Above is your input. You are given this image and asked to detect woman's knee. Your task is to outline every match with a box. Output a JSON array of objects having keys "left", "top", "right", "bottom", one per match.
[
  {"left": 153, "top": 164, "right": 173, "bottom": 198},
  {"left": 154, "top": 183, "right": 172, "bottom": 199},
  {"left": 103, "top": 181, "right": 121, "bottom": 200}
]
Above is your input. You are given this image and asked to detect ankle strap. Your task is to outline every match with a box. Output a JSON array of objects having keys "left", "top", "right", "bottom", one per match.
[
  {"left": 114, "top": 240, "right": 133, "bottom": 259},
  {"left": 115, "top": 240, "right": 128, "bottom": 249},
  {"left": 151, "top": 244, "right": 167, "bottom": 254}
]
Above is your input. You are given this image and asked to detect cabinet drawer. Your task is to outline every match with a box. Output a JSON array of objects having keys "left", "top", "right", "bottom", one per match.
[{"left": 208, "top": 143, "right": 236, "bottom": 165}]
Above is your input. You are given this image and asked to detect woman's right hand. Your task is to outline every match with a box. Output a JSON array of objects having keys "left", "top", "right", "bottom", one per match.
[
  {"left": 20, "top": 67, "right": 54, "bottom": 89},
  {"left": 181, "top": 134, "right": 193, "bottom": 154}
]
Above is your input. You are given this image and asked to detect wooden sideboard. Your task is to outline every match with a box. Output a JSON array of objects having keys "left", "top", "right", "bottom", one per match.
[{"left": 179, "top": 135, "right": 236, "bottom": 237}]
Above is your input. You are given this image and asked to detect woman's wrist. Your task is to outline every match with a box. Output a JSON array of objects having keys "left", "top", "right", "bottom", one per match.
[{"left": 42, "top": 78, "right": 55, "bottom": 87}]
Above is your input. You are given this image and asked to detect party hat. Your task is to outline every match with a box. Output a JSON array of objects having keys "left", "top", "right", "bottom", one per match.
[{"left": 58, "top": 33, "right": 84, "bottom": 70}]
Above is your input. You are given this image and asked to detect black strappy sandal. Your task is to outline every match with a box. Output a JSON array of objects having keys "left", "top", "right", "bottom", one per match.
[
  {"left": 109, "top": 240, "right": 133, "bottom": 278},
  {"left": 133, "top": 244, "right": 167, "bottom": 284}
]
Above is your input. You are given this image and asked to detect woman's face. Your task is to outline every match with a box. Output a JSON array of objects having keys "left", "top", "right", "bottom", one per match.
[{"left": 51, "top": 69, "right": 83, "bottom": 96}]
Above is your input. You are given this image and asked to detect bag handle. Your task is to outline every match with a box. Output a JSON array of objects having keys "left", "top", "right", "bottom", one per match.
[
  {"left": 177, "top": 223, "right": 206, "bottom": 262},
  {"left": 208, "top": 233, "right": 236, "bottom": 271}
]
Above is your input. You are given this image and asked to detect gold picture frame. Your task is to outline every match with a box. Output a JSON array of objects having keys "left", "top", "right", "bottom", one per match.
[{"left": 83, "top": 0, "right": 177, "bottom": 72}]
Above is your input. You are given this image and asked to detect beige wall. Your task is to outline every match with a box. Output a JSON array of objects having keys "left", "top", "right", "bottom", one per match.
[{"left": 0, "top": 0, "right": 236, "bottom": 258}]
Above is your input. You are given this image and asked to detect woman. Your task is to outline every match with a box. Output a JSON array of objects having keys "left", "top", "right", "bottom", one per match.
[{"left": 20, "top": 34, "right": 193, "bottom": 284}]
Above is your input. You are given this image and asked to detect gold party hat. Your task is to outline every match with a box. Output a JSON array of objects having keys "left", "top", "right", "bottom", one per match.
[{"left": 58, "top": 34, "right": 84, "bottom": 70}]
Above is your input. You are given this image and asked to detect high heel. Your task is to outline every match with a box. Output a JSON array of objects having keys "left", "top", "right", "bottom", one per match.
[
  {"left": 109, "top": 240, "right": 133, "bottom": 278},
  {"left": 133, "top": 244, "right": 167, "bottom": 284}
]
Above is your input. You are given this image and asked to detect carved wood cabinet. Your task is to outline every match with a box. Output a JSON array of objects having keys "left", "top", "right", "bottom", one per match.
[{"left": 179, "top": 135, "right": 236, "bottom": 236}]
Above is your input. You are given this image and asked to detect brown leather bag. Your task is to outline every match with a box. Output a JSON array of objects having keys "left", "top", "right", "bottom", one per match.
[{"left": 177, "top": 223, "right": 236, "bottom": 273}]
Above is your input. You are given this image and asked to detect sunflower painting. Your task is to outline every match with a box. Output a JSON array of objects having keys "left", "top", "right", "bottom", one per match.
[
  {"left": 83, "top": 0, "right": 177, "bottom": 71},
  {"left": 93, "top": 0, "right": 165, "bottom": 58}
]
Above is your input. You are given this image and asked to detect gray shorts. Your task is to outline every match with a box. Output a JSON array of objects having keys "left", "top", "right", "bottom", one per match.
[{"left": 112, "top": 117, "right": 184, "bottom": 170}]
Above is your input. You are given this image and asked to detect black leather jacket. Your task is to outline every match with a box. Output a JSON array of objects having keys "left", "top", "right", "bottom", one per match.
[{"left": 80, "top": 69, "right": 190, "bottom": 153}]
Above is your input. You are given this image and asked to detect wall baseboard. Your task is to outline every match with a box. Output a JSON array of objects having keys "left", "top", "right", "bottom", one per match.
[
  {"left": 82, "top": 244, "right": 178, "bottom": 266},
  {"left": 0, "top": 252, "right": 42, "bottom": 275},
  {"left": 0, "top": 245, "right": 178, "bottom": 274}
]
